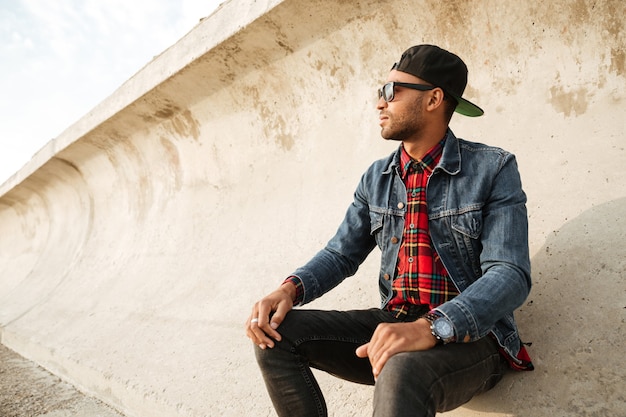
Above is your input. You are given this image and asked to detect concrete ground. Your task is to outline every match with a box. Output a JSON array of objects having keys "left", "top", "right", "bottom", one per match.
[{"left": 0, "top": 344, "right": 124, "bottom": 417}]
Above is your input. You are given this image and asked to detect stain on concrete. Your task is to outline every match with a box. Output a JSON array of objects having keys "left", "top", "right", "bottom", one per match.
[
  {"left": 426, "top": 1, "right": 474, "bottom": 48},
  {"left": 262, "top": 15, "right": 295, "bottom": 55},
  {"left": 610, "top": 47, "right": 625, "bottom": 76},
  {"left": 549, "top": 85, "right": 590, "bottom": 117},
  {"left": 600, "top": 2, "right": 625, "bottom": 77},
  {"left": 170, "top": 110, "right": 201, "bottom": 141},
  {"left": 245, "top": 84, "right": 296, "bottom": 151},
  {"left": 154, "top": 102, "right": 182, "bottom": 120},
  {"left": 140, "top": 98, "right": 202, "bottom": 141},
  {"left": 159, "top": 137, "right": 183, "bottom": 191}
]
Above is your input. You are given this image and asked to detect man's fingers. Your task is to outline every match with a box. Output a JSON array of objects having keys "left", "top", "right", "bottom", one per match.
[
  {"left": 355, "top": 343, "right": 369, "bottom": 358},
  {"left": 363, "top": 324, "right": 397, "bottom": 378},
  {"left": 355, "top": 341, "right": 388, "bottom": 379},
  {"left": 245, "top": 302, "right": 291, "bottom": 348},
  {"left": 245, "top": 286, "right": 295, "bottom": 349},
  {"left": 371, "top": 348, "right": 394, "bottom": 378},
  {"left": 268, "top": 300, "right": 292, "bottom": 333},
  {"left": 250, "top": 324, "right": 275, "bottom": 349},
  {"left": 245, "top": 305, "right": 275, "bottom": 348}
]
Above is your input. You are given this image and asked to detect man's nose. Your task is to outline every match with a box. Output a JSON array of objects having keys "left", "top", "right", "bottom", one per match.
[{"left": 376, "top": 95, "right": 387, "bottom": 110}]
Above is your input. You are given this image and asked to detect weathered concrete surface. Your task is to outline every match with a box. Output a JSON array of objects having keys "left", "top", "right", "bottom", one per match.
[
  {"left": 0, "top": 0, "right": 625, "bottom": 416},
  {"left": 0, "top": 344, "right": 124, "bottom": 417}
]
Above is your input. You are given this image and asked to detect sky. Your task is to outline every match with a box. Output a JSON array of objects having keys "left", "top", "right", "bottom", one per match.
[{"left": 0, "top": 0, "right": 224, "bottom": 185}]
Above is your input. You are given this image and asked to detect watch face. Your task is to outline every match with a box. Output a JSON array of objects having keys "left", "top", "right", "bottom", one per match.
[{"left": 433, "top": 318, "right": 454, "bottom": 339}]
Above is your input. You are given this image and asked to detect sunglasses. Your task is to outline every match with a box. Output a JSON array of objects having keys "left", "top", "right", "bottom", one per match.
[{"left": 377, "top": 82, "right": 435, "bottom": 102}]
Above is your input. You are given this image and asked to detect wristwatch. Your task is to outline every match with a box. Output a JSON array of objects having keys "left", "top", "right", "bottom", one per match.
[{"left": 423, "top": 312, "right": 455, "bottom": 344}]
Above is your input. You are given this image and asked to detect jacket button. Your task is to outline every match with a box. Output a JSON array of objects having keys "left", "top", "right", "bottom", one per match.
[
  {"left": 390, "top": 236, "right": 399, "bottom": 244},
  {"left": 397, "top": 202, "right": 405, "bottom": 209},
  {"left": 383, "top": 273, "right": 391, "bottom": 280}
]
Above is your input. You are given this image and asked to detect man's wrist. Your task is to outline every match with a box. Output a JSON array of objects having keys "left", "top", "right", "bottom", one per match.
[
  {"left": 415, "top": 318, "right": 440, "bottom": 347},
  {"left": 422, "top": 311, "right": 456, "bottom": 344},
  {"left": 280, "top": 281, "right": 297, "bottom": 302},
  {"left": 281, "top": 276, "right": 303, "bottom": 305}
]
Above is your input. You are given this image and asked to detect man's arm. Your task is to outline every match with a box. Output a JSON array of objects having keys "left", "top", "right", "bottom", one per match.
[
  {"left": 435, "top": 152, "right": 531, "bottom": 342},
  {"left": 245, "top": 162, "right": 380, "bottom": 347},
  {"left": 289, "top": 172, "right": 378, "bottom": 305}
]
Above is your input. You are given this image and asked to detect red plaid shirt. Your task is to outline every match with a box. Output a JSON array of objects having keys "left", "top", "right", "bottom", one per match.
[{"left": 385, "top": 140, "right": 459, "bottom": 318}]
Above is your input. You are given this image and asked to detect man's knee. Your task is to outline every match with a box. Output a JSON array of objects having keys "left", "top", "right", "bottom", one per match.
[
  {"left": 254, "top": 310, "right": 321, "bottom": 370},
  {"left": 374, "top": 352, "right": 437, "bottom": 416},
  {"left": 378, "top": 351, "right": 438, "bottom": 386}
]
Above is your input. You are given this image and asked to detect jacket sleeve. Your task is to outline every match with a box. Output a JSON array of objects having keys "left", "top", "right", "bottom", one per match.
[
  {"left": 435, "top": 152, "right": 532, "bottom": 342},
  {"left": 291, "top": 170, "right": 378, "bottom": 305}
]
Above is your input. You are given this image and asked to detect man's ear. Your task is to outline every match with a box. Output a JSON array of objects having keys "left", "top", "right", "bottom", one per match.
[{"left": 426, "top": 87, "right": 446, "bottom": 111}]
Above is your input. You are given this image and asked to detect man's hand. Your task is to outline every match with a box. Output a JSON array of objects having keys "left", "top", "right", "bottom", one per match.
[
  {"left": 355, "top": 318, "right": 437, "bottom": 379},
  {"left": 245, "top": 283, "right": 296, "bottom": 349}
]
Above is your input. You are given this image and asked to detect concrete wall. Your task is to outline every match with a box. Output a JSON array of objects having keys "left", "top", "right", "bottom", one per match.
[{"left": 1, "top": 0, "right": 624, "bottom": 415}]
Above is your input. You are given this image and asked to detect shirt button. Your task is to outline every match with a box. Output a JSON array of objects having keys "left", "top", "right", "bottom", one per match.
[
  {"left": 383, "top": 273, "right": 391, "bottom": 280},
  {"left": 397, "top": 202, "right": 405, "bottom": 209},
  {"left": 410, "top": 223, "right": 415, "bottom": 229},
  {"left": 390, "top": 236, "right": 399, "bottom": 244},
  {"left": 408, "top": 257, "right": 414, "bottom": 263}
]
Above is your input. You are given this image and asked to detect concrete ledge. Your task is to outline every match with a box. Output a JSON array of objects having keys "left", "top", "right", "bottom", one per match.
[
  {"left": 1, "top": 0, "right": 625, "bottom": 416},
  {"left": 0, "top": 343, "right": 124, "bottom": 417}
]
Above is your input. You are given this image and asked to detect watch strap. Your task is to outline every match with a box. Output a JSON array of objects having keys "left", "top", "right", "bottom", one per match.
[{"left": 422, "top": 312, "right": 444, "bottom": 345}]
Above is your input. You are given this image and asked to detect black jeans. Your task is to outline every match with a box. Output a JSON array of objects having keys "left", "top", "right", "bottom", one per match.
[{"left": 254, "top": 308, "right": 508, "bottom": 417}]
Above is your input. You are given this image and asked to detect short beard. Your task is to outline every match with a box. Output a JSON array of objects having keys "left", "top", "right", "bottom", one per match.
[
  {"left": 381, "top": 124, "right": 417, "bottom": 142},
  {"left": 380, "top": 96, "right": 425, "bottom": 142},
  {"left": 380, "top": 116, "right": 423, "bottom": 142}
]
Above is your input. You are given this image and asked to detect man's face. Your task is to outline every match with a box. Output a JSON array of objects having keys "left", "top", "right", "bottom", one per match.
[{"left": 377, "top": 70, "right": 429, "bottom": 142}]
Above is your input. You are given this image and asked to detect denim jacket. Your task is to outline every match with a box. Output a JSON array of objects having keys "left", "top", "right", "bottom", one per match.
[{"left": 292, "top": 129, "right": 531, "bottom": 362}]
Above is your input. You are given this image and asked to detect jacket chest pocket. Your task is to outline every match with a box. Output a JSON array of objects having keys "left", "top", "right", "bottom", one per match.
[
  {"left": 369, "top": 207, "right": 404, "bottom": 249},
  {"left": 450, "top": 209, "right": 483, "bottom": 277},
  {"left": 451, "top": 210, "right": 482, "bottom": 239},
  {"left": 370, "top": 210, "right": 384, "bottom": 235}
]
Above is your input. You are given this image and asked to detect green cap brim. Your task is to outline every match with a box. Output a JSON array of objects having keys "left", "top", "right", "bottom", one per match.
[{"left": 450, "top": 94, "right": 484, "bottom": 117}]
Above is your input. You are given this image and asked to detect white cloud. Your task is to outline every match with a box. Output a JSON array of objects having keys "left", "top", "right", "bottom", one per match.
[{"left": 0, "top": 0, "right": 222, "bottom": 185}]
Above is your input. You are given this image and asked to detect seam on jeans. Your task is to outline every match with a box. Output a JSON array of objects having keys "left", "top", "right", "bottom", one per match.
[
  {"left": 292, "top": 335, "right": 369, "bottom": 348},
  {"left": 294, "top": 348, "right": 327, "bottom": 417}
]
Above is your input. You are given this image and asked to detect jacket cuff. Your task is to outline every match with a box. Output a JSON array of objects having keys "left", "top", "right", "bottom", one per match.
[
  {"left": 433, "top": 301, "right": 476, "bottom": 343},
  {"left": 282, "top": 276, "right": 304, "bottom": 306}
]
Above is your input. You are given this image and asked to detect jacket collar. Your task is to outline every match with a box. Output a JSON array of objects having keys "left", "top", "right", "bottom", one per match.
[
  {"left": 438, "top": 129, "right": 461, "bottom": 175},
  {"left": 382, "top": 129, "right": 461, "bottom": 176}
]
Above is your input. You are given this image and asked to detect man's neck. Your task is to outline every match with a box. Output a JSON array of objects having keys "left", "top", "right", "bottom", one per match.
[{"left": 402, "top": 126, "right": 448, "bottom": 160}]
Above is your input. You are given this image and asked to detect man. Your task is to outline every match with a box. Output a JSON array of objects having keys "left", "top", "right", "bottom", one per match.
[{"left": 245, "top": 44, "right": 533, "bottom": 417}]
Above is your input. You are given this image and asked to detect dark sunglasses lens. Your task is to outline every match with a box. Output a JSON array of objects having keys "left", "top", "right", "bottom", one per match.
[{"left": 383, "top": 83, "right": 394, "bottom": 102}]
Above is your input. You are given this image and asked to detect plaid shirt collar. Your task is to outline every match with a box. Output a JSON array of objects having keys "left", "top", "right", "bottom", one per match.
[{"left": 400, "top": 139, "right": 446, "bottom": 179}]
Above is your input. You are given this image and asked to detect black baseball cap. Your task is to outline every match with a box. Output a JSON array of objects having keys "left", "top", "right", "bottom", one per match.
[{"left": 392, "top": 45, "right": 484, "bottom": 117}]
